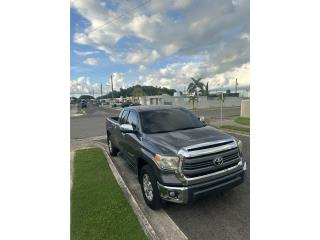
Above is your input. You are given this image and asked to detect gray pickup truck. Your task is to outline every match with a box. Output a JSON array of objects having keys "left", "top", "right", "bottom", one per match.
[{"left": 106, "top": 105, "right": 246, "bottom": 209}]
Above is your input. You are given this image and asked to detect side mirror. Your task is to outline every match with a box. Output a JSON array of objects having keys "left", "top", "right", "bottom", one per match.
[
  {"left": 198, "top": 116, "right": 205, "bottom": 123},
  {"left": 120, "top": 124, "right": 134, "bottom": 133}
]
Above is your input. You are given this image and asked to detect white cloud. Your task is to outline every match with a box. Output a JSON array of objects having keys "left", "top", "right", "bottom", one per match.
[
  {"left": 70, "top": 76, "right": 100, "bottom": 95},
  {"left": 71, "top": 0, "right": 250, "bottom": 90},
  {"left": 83, "top": 58, "right": 98, "bottom": 65},
  {"left": 125, "top": 49, "right": 160, "bottom": 64},
  {"left": 72, "top": 0, "right": 249, "bottom": 70},
  {"left": 74, "top": 50, "right": 99, "bottom": 56},
  {"left": 137, "top": 61, "right": 250, "bottom": 91},
  {"left": 138, "top": 65, "right": 146, "bottom": 72}
]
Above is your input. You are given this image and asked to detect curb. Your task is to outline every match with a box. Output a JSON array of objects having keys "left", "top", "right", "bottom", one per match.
[
  {"left": 94, "top": 142, "right": 188, "bottom": 240},
  {"left": 70, "top": 151, "right": 75, "bottom": 190}
]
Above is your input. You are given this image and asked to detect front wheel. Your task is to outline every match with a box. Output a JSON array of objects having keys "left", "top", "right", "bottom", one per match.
[
  {"left": 107, "top": 135, "right": 118, "bottom": 156},
  {"left": 140, "top": 165, "right": 162, "bottom": 210}
]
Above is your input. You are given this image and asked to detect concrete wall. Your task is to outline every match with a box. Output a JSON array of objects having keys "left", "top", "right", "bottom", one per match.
[{"left": 240, "top": 99, "right": 250, "bottom": 117}]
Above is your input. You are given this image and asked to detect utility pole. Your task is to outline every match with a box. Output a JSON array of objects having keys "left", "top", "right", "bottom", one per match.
[
  {"left": 100, "top": 83, "right": 102, "bottom": 98},
  {"left": 110, "top": 74, "right": 114, "bottom": 104},
  {"left": 93, "top": 89, "right": 94, "bottom": 98},
  {"left": 220, "top": 92, "right": 224, "bottom": 127},
  {"left": 235, "top": 78, "right": 238, "bottom": 93}
]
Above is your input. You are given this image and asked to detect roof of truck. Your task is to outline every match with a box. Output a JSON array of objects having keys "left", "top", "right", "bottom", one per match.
[{"left": 125, "top": 104, "right": 184, "bottom": 112}]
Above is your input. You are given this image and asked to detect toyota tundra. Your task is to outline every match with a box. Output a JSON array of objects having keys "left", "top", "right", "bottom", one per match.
[{"left": 106, "top": 105, "right": 246, "bottom": 209}]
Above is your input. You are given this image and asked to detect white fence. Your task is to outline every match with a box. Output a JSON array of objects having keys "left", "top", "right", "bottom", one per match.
[{"left": 139, "top": 95, "right": 243, "bottom": 109}]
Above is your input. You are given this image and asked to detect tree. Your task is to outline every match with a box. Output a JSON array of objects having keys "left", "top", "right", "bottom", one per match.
[
  {"left": 132, "top": 86, "right": 145, "bottom": 97},
  {"left": 188, "top": 95, "right": 198, "bottom": 112},
  {"left": 187, "top": 77, "right": 205, "bottom": 96},
  {"left": 79, "top": 95, "right": 95, "bottom": 100}
]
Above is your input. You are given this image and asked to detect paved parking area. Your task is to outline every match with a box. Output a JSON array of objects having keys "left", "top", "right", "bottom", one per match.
[{"left": 164, "top": 133, "right": 250, "bottom": 240}]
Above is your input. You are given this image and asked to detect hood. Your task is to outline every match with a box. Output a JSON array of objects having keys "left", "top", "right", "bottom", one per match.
[{"left": 144, "top": 126, "right": 233, "bottom": 155}]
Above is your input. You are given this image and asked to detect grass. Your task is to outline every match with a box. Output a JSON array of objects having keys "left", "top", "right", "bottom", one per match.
[
  {"left": 234, "top": 116, "right": 250, "bottom": 126},
  {"left": 220, "top": 125, "right": 250, "bottom": 133},
  {"left": 71, "top": 148, "right": 147, "bottom": 240}
]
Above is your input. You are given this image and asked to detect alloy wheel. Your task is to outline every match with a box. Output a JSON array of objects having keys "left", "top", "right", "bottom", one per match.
[{"left": 143, "top": 174, "right": 153, "bottom": 201}]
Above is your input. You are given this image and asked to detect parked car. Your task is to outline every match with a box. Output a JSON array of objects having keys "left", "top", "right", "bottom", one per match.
[
  {"left": 129, "top": 102, "right": 141, "bottom": 106},
  {"left": 121, "top": 102, "right": 132, "bottom": 108},
  {"left": 106, "top": 105, "right": 246, "bottom": 209},
  {"left": 80, "top": 100, "right": 87, "bottom": 108}
]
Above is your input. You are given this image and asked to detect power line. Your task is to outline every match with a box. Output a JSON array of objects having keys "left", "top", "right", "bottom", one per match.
[{"left": 85, "top": 0, "right": 152, "bottom": 35}]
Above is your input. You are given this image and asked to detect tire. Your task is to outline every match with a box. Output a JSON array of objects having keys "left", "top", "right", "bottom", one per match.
[
  {"left": 140, "top": 165, "right": 162, "bottom": 210},
  {"left": 107, "top": 135, "right": 119, "bottom": 156}
]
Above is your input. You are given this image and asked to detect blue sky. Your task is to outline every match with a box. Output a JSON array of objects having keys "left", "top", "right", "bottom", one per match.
[{"left": 70, "top": 0, "right": 250, "bottom": 96}]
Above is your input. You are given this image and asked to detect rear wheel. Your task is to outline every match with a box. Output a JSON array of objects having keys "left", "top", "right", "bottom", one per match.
[
  {"left": 107, "top": 135, "right": 118, "bottom": 156},
  {"left": 140, "top": 165, "right": 162, "bottom": 210}
]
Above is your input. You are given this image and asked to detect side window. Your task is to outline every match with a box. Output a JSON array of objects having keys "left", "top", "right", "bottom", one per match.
[
  {"left": 120, "top": 110, "right": 129, "bottom": 124},
  {"left": 127, "top": 111, "right": 139, "bottom": 130}
]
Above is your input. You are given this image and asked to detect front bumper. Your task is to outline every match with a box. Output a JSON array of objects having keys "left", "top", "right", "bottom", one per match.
[{"left": 157, "top": 161, "right": 246, "bottom": 204}]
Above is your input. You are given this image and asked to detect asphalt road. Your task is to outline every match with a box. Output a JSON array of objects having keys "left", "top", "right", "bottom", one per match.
[
  {"left": 164, "top": 132, "right": 250, "bottom": 240},
  {"left": 70, "top": 104, "right": 120, "bottom": 139},
  {"left": 70, "top": 104, "right": 241, "bottom": 139}
]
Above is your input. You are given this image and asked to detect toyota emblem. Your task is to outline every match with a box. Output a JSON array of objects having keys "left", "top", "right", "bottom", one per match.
[{"left": 213, "top": 156, "right": 224, "bottom": 166}]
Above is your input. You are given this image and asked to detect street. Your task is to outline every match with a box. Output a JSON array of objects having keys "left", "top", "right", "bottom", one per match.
[
  {"left": 70, "top": 104, "right": 249, "bottom": 240},
  {"left": 70, "top": 104, "right": 241, "bottom": 139},
  {"left": 70, "top": 104, "right": 120, "bottom": 139}
]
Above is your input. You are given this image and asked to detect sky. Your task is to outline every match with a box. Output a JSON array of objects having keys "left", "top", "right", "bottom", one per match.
[{"left": 70, "top": 0, "right": 250, "bottom": 96}]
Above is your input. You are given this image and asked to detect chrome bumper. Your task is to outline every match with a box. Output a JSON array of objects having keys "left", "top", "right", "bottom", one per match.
[
  {"left": 157, "top": 160, "right": 247, "bottom": 204},
  {"left": 157, "top": 182, "right": 189, "bottom": 203}
]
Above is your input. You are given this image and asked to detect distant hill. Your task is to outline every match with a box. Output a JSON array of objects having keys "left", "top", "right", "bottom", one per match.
[{"left": 98, "top": 85, "right": 176, "bottom": 99}]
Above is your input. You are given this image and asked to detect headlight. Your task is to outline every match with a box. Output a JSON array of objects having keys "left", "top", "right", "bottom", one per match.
[
  {"left": 154, "top": 154, "right": 180, "bottom": 170},
  {"left": 237, "top": 139, "right": 243, "bottom": 154}
]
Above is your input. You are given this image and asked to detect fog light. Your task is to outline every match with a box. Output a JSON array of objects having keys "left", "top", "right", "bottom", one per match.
[{"left": 169, "top": 191, "right": 176, "bottom": 197}]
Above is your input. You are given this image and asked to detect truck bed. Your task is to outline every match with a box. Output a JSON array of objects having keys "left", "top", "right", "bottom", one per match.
[{"left": 106, "top": 116, "right": 120, "bottom": 126}]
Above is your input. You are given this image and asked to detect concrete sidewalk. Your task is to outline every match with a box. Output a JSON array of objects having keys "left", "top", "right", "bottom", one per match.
[{"left": 70, "top": 104, "right": 84, "bottom": 117}]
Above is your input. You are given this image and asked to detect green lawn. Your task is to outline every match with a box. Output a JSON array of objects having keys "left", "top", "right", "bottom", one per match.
[
  {"left": 71, "top": 148, "right": 147, "bottom": 240},
  {"left": 220, "top": 125, "right": 250, "bottom": 133},
  {"left": 234, "top": 116, "right": 250, "bottom": 126}
]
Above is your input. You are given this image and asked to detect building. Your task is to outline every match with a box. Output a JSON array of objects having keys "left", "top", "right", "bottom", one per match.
[{"left": 138, "top": 94, "right": 243, "bottom": 109}]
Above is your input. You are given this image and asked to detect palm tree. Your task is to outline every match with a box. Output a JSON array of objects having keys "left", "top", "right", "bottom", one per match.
[
  {"left": 188, "top": 95, "right": 198, "bottom": 112},
  {"left": 187, "top": 77, "right": 205, "bottom": 96}
]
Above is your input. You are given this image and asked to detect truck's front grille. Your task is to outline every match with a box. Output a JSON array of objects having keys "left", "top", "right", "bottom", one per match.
[{"left": 181, "top": 142, "right": 240, "bottom": 178}]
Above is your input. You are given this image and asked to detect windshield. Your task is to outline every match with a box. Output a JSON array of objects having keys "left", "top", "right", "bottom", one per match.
[{"left": 140, "top": 108, "right": 204, "bottom": 134}]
